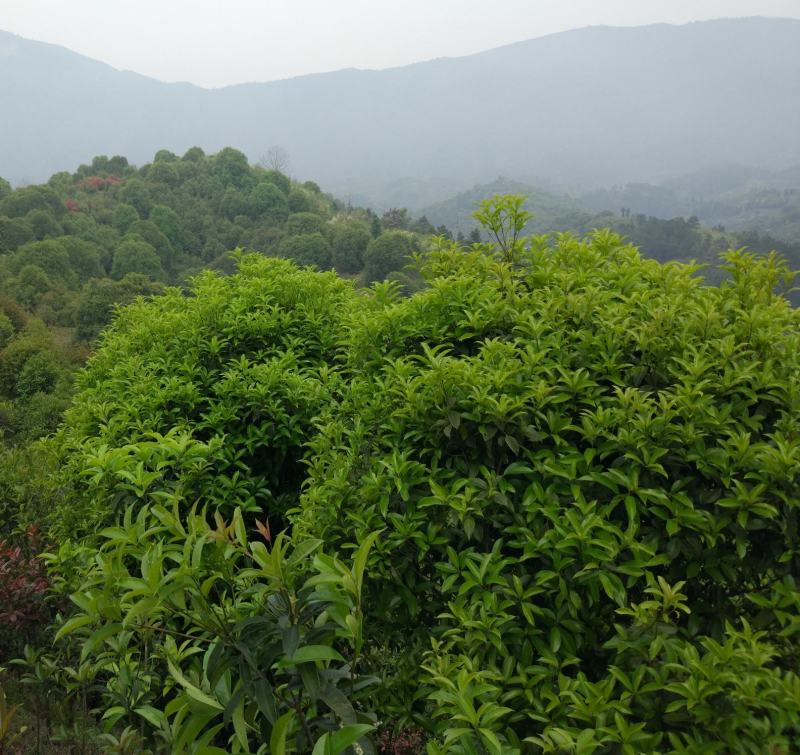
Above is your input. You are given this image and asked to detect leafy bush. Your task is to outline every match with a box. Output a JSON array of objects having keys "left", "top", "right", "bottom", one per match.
[
  {"left": 149, "top": 204, "right": 185, "bottom": 249},
  {"left": 332, "top": 223, "right": 371, "bottom": 274},
  {"left": 286, "top": 212, "right": 328, "bottom": 238},
  {"left": 51, "top": 507, "right": 378, "bottom": 753},
  {"left": 42, "top": 200, "right": 800, "bottom": 752},
  {"left": 9, "top": 240, "right": 76, "bottom": 288},
  {"left": 110, "top": 236, "right": 165, "bottom": 281},
  {"left": 0, "top": 217, "right": 34, "bottom": 252},
  {"left": 26, "top": 209, "right": 63, "bottom": 241},
  {"left": 298, "top": 228, "right": 800, "bottom": 750},
  {"left": 0, "top": 313, "right": 13, "bottom": 350},
  {"left": 112, "top": 202, "right": 140, "bottom": 235},
  {"left": 0, "top": 443, "right": 58, "bottom": 536},
  {"left": 0, "top": 186, "right": 63, "bottom": 220},
  {"left": 288, "top": 188, "right": 312, "bottom": 213},
  {"left": 0, "top": 529, "right": 50, "bottom": 647},
  {"left": 0, "top": 319, "right": 54, "bottom": 395},
  {"left": 260, "top": 169, "right": 292, "bottom": 195},
  {"left": 74, "top": 273, "right": 163, "bottom": 343},
  {"left": 128, "top": 220, "right": 175, "bottom": 268},
  {"left": 8, "top": 390, "right": 72, "bottom": 443},
  {"left": 14, "top": 351, "right": 60, "bottom": 398},
  {"left": 250, "top": 182, "right": 290, "bottom": 225},
  {"left": 54, "top": 254, "right": 357, "bottom": 539}
]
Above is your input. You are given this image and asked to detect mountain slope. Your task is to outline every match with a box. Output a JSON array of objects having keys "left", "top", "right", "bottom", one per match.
[
  {"left": 1, "top": 17, "right": 799, "bottom": 204},
  {"left": 420, "top": 177, "right": 590, "bottom": 235}
]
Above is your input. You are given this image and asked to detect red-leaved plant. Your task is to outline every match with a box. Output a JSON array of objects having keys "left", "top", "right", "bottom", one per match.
[
  {"left": 0, "top": 527, "right": 49, "bottom": 635},
  {"left": 376, "top": 725, "right": 427, "bottom": 754},
  {"left": 75, "top": 175, "right": 123, "bottom": 191}
]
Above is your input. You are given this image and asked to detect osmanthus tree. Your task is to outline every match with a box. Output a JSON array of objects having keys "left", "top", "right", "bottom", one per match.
[
  {"left": 53, "top": 253, "right": 359, "bottom": 540},
  {"left": 44, "top": 198, "right": 800, "bottom": 753},
  {"left": 47, "top": 256, "right": 376, "bottom": 753},
  {"left": 299, "top": 203, "right": 800, "bottom": 752}
]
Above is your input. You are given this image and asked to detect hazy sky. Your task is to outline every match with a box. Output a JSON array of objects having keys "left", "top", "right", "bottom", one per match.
[{"left": 2, "top": 0, "right": 799, "bottom": 88}]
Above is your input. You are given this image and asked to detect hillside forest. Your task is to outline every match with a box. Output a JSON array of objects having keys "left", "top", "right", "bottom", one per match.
[{"left": 0, "top": 150, "right": 799, "bottom": 754}]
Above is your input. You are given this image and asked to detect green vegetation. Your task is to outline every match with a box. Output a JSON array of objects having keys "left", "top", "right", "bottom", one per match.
[
  {"left": 422, "top": 178, "right": 800, "bottom": 301},
  {"left": 1, "top": 190, "right": 798, "bottom": 753},
  {"left": 580, "top": 168, "right": 800, "bottom": 243},
  {"left": 0, "top": 149, "right": 423, "bottom": 448}
]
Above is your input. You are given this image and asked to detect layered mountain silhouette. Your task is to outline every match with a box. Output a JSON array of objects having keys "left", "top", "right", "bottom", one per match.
[{"left": 1, "top": 17, "right": 799, "bottom": 206}]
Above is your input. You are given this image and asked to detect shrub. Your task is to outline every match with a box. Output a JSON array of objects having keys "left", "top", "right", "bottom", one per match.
[
  {"left": 0, "top": 216, "right": 34, "bottom": 252},
  {"left": 260, "top": 169, "right": 291, "bottom": 195},
  {"left": 0, "top": 313, "right": 13, "bottom": 350},
  {"left": 298, "top": 232, "right": 800, "bottom": 750},
  {"left": 285, "top": 211, "right": 327, "bottom": 238},
  {"left": 0, "top": 529, "right": 49, "bottom": 644},
  {"left": 74, "top": 274, "right": 163, "bottom": 343},
  {"left": 112, "top": 202, "right": 139, "bottom": 235},
  {"left": 51, "top": 508, "right": 379, "bottom": 753},
  {"left": 10, "top": 240, "right": 76, "bottom": 288},
  {"left": 14, "top": 351, "right": 60, "bottom": 398},
  {"left": 110, "top": 236, "right": 164, "bottom": 281},
  {"left": 128, "top": 220, "right": 174, "bottom": 271},
  {"left": 45, "top": 202, "right": 800, "bottom": 751},
  {"left": 149, "top": 204, "right": 184, "bottom": 249},
  {"left": 117, "top": 178, "right": 152, "bottom": 218},
  {"left": 0, "top": 295, "right": 29, "bottom": 332},
  {"left": 0, "top": 444, "right": 58, "bottom": 535},
  {"left": 53, "top": 254, "right": 357, "bottom": 539},
  {"left": 250, "top": 182, "right": 290, "bottom": 225},
  {"left": 332, "top": 222, "right": 371, "bottom": 274},
  {"left": 287, "top": 187, "right": 312, "bottom": 213},
  {"left": 26, "top": 209, "right": 62, "bottom": 241},
  {"left": 0, "top": 319, "right": 53, "bottom": 395}
]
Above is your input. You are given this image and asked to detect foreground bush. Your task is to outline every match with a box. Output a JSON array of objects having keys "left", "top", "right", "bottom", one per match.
[
  {"left": 44, "top": 200, "right": 800, "bottom": 752},
  {"left": 298, "top": 228, "right": 800, "bottom": 752},
  {"left": 50, "top": 507, "right": 378, "bottom": 753},
  {"left": 52, "top": 253, "right": 359, "bottom": 540}
]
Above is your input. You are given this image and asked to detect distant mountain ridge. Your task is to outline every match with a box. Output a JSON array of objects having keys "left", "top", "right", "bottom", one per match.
[{"left": 1, "top": 17, "right": 799, "bottom": 207}]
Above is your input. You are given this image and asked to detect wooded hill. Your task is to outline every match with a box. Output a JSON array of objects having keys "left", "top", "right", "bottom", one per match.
[{"left": 0, "top": 148, "right": 428, "bottom": 444}]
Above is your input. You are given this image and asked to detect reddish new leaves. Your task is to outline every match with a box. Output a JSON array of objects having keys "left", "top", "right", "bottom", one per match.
[
  {"left": 376, "top": 726, "right": 427, "bottom": 754},
  {"left": 75, "top": 174, "right": 123, "bottom": 191},
  {"left": 0, "top": 527, "right": 49, "bottom": 632}
]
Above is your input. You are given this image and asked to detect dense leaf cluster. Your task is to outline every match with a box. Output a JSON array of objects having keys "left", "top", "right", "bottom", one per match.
[
  {"left": 35, "top": 201, "right": 800, "bottom": 753},
  {"left": 55, "top": 255, "right": 357, "bottom": 539},
  {"left": 300, "top": 231, "right": 800, "bottom": 752}
]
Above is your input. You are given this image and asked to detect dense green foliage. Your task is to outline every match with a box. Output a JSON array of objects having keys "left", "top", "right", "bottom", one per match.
[
  {"left": 13, "top": 195, "right": 796, "bottom": 753},
  {"left": 363, "top": 231, "right": 415, "bottom": 285},
  {"left": 54, "top": 255, "right": 357, "bottom": 539},
  {"left": 299, "top": 224, "right": 800, "bottom": 752},
  {"left": 0, "top": 123, "right": 799, "bottom": 755},
  {"left": 426, "top": 180, "right": 798, "bottom": 276},
  {"left": 0, "top": 150, "right": 418, "bottom": 449}
]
